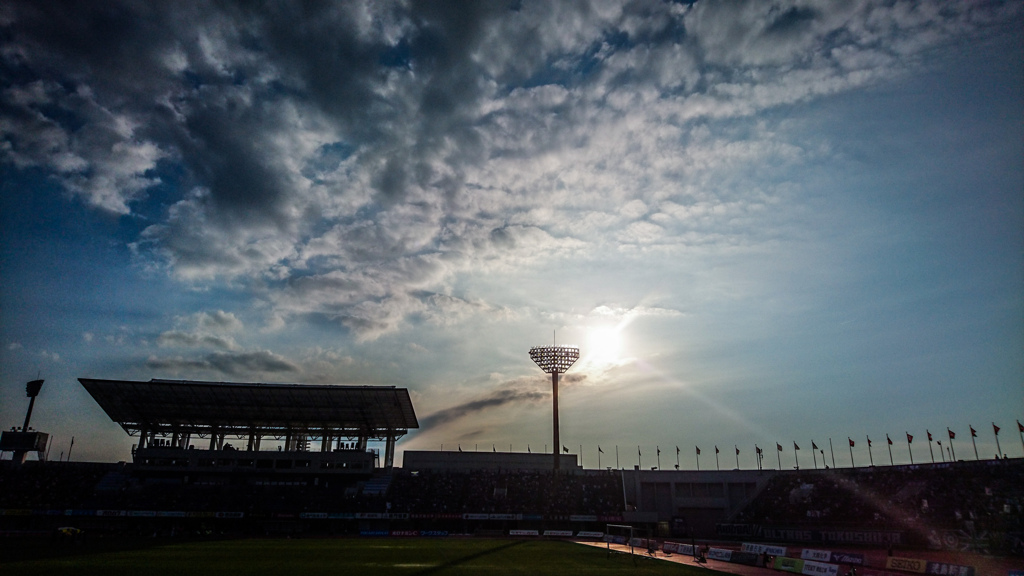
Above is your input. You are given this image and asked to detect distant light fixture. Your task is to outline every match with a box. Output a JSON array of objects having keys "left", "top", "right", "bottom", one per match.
[{"left": 529, "top": 344, "right": 579, "bottom": 470}]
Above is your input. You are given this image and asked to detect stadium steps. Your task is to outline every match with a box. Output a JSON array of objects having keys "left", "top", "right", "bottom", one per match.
[
  {"left": 894, "top": 481, "right": 926, "bottom": 503},
  {"left": 361, "top": 474, "right": 392, "bottom": 496},
  {"left": 94, "top": 471, "right": 130, "bottom": 492}
]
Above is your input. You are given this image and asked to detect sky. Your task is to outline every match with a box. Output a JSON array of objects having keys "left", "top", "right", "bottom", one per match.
[{"left": 1, "top": 0, "right": 1021, "bottom": 468}]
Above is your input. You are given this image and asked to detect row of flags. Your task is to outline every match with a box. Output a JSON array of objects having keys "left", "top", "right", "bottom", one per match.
[{"left": 447, "top": 420, "right": 1022, "bottom": 469}]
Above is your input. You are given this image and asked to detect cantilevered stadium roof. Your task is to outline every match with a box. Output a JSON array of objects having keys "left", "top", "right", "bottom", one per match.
[{"left": 78, "top": 378, "right": 418, "bottom": 433}]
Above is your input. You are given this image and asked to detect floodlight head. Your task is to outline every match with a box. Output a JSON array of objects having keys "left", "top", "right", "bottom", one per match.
[
  {"left": 529, "top": 346, "right": 580, "bottom": 374},
  {"left": 26, "top": 379, "right": 44, "bottom": 398}
]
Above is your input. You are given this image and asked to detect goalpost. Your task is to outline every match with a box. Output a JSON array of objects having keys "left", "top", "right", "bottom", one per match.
[{"left": 604, "top": 523, "right": 638, "bottom": 556}]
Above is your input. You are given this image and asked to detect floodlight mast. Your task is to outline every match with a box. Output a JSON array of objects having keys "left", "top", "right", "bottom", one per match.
[
  {"left": 22, "top": 379, "right": 44, "bottom": 432},
  {"left": 529, "top": 346, "right": 579, "bottom": 470}
]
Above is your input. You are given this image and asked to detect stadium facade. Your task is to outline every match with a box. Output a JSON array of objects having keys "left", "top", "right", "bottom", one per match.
[{"left": 1, "top": 377, "right": 1020, "bottom": 560}]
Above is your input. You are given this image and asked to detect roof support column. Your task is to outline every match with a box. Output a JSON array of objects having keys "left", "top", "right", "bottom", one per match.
[
  {"left": 384, "top": 431, "right": 395, "bottom": 469},
  {"left": 137, "top": 426, "right": 148, "bottom": 450}
]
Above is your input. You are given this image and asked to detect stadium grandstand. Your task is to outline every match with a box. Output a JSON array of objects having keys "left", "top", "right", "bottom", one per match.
[{"left": 1, "top": 377, "right": 1021, "bottom": 566}]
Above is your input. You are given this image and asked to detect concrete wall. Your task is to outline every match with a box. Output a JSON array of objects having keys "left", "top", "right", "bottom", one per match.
[
  {"left": 402, "top": 450, "right": 582, "bottom": 471},
  {"left": 622, "top": 468, "right": 778, "bottom": 536}
]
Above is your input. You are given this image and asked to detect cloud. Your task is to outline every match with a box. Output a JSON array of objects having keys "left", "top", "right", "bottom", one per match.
[
  {"left": 3, "top": 0, "right": 1018, "bottom": 341},
  {"left": 145, "top": 350, "right": 299, "bottom": 377},
  {"left": 156, "top": 330, "right": 238, "bottom": 351},
  {"left": 156, "top": 310, "right": 244, "bottom": 350},
  {"left": 417, "top": 380, "right": 548, "bottom": 433},
  {"left": 194, "top": 310, "right": 243, "bottom": 332},
  {"left": 417, "top": 371, "right": 589, "bottom": 433}
]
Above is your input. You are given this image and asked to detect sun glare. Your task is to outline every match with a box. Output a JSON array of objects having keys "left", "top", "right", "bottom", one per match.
[{"left": 586, "top": 327, "right": 622, "bottom": 364}]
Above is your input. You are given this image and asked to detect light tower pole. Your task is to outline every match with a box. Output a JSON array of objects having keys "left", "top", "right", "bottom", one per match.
[
  {"left": 529, "top": 344, "right": 579, "bottom": 470},
  {"left": 1, "top": 379, "right": 46, "bottom": 464}
]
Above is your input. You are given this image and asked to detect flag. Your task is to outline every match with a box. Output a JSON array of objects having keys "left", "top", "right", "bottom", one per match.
[
  {"left": 715, "top": 446, "right": 719, "bottom": 454},
  {"left": 657, "top": 447, "right": 661, "bottom": 455},
  {"left": 676, "top": 446, "right": 680, "bottom": 455},
  {"left": 493, "top": 445, "right": 496, "bottom": 452},
  {"left": 948, "top": 428, "right": 955, "bottom": 439},
  {"left": 458, "top": 445, "right": 462, "bottom": 453},
  {"left": 735, "top": 446, "right": 740, "bottom": 455},
  {"left": 906, "top": 433, "right": 913, "bottom": 443},
  {"left": 776, "top": 443, "right": 782, "bottom": 451},
  {"left": 756, "top": 446, "right": 762, "bottom": 454},
  {"left": 695, "top": 446, "right": 701, "bottom": 455},
  {"left": 598, "top": 446, "right": 604, "bottom": 454},
  {"left": 887, "top": 435, "right": 892, "bottom": 445},
  {"left": 638, "top": 446, "right": 641, "bottom": 456},
  {"left": 867, "top": 437, "right": 872, "bottom": 447},
  {"left": 927, "top": 430, "right": 933, "bottom": 441},
  {"left": 563, "top": 446, "right": 569, "bottom": 453},
  {"left": 993, "top": 423, "right": 1000, "bottom": 435},
  {"left": 970, "top": 426, "right": 977, "bottom": 437},
  {"left": 794, "top": 442, "right": 800, "bottom": 450},
  {"left": 1018, "top": 420, "right": 1023, "bottom": 433},
  {"left": 849, "top": 438, "right": 855, "bottom": 447},
  {"left": 528, "top": 445, "right": 531, "bottom": 453},
  {"left": 812, "top": 441, "right": 819, "bottom": 450}
]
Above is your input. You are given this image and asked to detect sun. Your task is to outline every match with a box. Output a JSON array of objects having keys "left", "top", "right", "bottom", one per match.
[{"left": 586, "top": 326, "right": 622, "bottom": 365}]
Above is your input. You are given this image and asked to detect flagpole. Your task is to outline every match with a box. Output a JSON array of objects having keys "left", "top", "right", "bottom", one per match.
[
  {"left": 793, "top": 443, "right": 799, "bottom": 470},
  {"left": 615, "top": 445, "right": 619, "bottom": 469},
  {"left": 812, "top": 441, "right": 818, "bottom": 469},
  {"left": 715, "top": 446, "right": 720, "bottom": 471},
  {"left": 695, "top": 446, "right": 700, "bottom": 471},
  {"left": 948, "top": 428, "right": 957, "bottom": 461},
  {"left": 927, "top": 430, "right": 934, "bottom": 463},
  {"left": 637, "top": 446, "right": 641, "bottom": 469},
  {"left": 776, "top": 444, "right": 781, "bottom": 470},
  {"left": 676, "top": 446, "right": 680, "bottom": 470},
  {"left": 867, "top": 436, "right": 873, "bottom": 466},
  {"left": 735, "top": 446, "right": 739, "bottom": 469},
  {"left": 829, "top": 438, "right": 835, "bottom": 468},
  {"left": 887, "top": 435, "right": 893, "bottom": 466},
  {"left": 906, "top": 433, "right": 914, "bottom": 465},
  {"left": 657, "top": 446, "right": 661, "bottom": 470},
  {"left": 937, "top": 440, "right": 944, "bottom": 462},
  {"left": 1018, "top": 420, "right": 1024, "bottom": 456},
  {"left": 755, "top": 445, "right": 760, "bottom": 470},
  {"left": 598, "top": 446, "right": 602, "bottom": 469},
  {"left": 993, "top": 423, "right": 1001, "bottom": 458},
  {"left": 848, "top": 438, "right": 855, "bottom": 468},
  {"left": 970, "top": 426, "right": 978, "bottom": 460}
]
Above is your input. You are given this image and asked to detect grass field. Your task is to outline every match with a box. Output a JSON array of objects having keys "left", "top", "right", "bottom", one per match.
[{"left": 2, "top": 538, "right": 731, "bottom": 576}]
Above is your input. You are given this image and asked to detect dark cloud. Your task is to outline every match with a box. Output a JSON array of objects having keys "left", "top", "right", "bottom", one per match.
[
  {"left": 418, "top": 385, "right": 547, "bottom": 432},
  {"left": 145, "top": 349, "right": 299, "bottom": 377},
  {"left": 418, "top": 371, "right": 588, "bottom": 432}
]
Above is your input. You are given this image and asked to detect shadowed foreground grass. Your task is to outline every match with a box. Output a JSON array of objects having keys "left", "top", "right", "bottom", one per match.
[{"left": 3, "top": 538, "right": 731, "bottom": 576}]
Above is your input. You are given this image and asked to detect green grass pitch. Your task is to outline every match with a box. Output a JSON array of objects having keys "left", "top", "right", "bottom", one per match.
[{"left": 3, "top": 538, "right": 731, "bottom": 575}]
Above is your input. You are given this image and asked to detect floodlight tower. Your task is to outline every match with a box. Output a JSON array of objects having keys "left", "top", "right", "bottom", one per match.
[
  {"left": 529, "top": 344, "right": 579, "bottom": 470},
  {"left": 0, "top": 379, "right": 47, "bottom": 464}
]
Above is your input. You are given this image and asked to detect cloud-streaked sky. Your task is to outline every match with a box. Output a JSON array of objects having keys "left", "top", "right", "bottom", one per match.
[{"left": 2, "top": 0, "right": 1021, "bottom": 467}]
